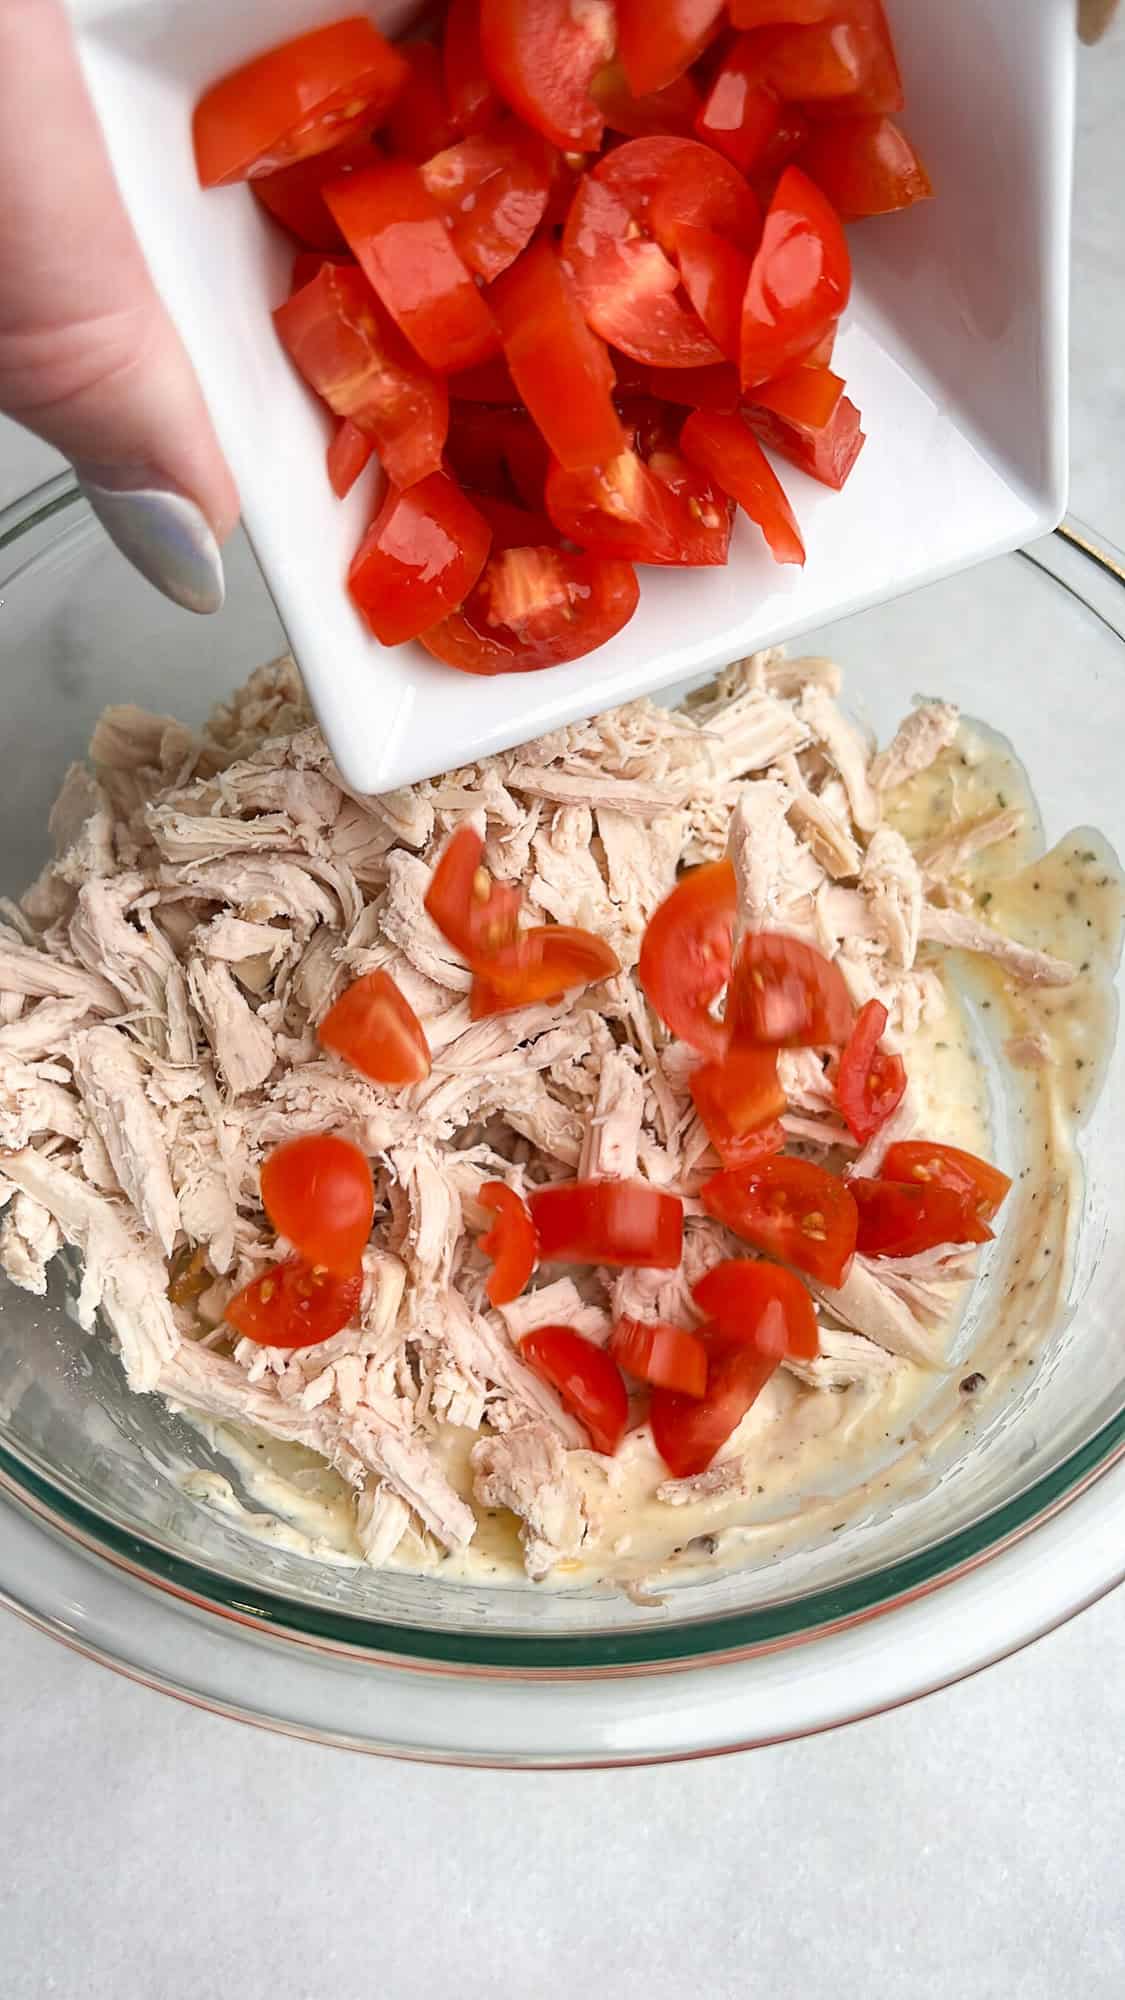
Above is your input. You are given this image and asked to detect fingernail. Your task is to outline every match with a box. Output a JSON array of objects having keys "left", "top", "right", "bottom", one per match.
[{"left": 77, "top": 475, "right": 225, "bottom": 614}]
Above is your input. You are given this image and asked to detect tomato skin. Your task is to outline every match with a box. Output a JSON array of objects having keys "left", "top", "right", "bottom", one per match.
[
  {"left": 727, "top": 931, "right": 854, "bottom": 1049},
  {"left": 252, "top": 137, "right": 381, "bottom": 250},
  {"left": 746, "top": 391, "right": 865, "bottom": 489},
  {"left": 563, "top": 177, "right": 724, "bottom": 371},
  {"left": 424, "top": 824, "right": 523, "bottom": 969},
  {"left": 386, "top": 42, "right": 460, "bottom": 162},
  {"left": 798, "top": 2, "right": 904, "bottom": 118},
  {"left": 752, "top": 363, "right": 844, "bottom": 431},
  {"left": 693, "top": 1258, "right": 819, "bottom": 1360},
  {"left": 478, "top": 1181, "right": 538, "bottom": 1306},
  {"left": 592, "top": 62, "right": 703, "bottom": 141},
  {"left": 673, "top": 226, "right": 752, "bottom": 362},
  {"left": 529, "top": 1180, "right": 684, "bottom": 1270},
  {"left": 489, "top": 240, "right": 626, "bottom": 471},
  {"left": 638, "top": 859, "right": 737, "bottom": 1062},
  {"left": 595, "top": 136, "right": 761, "bottom": 253},
  {"left": 519, "top": 1326, "right": 629, "bottom": 1455},
  {"left": 739, "top": 166, "right": 851, "bottom": 390},
  {"left": 420, "top": 122, "right": 557, "bottom": 283},
  {"left": 729, "top": 0, "right": 839, "bottom": 22},
  {"left": 470, "top": 492, "right": 565, "bottom": 551},
  {"left": 224, "top": 1259, "right": 363, "bottom": 1349},
  {"left": 260, "top": 1134, "right": 375, "bottom": 1275},
  {"left": 449, "top": 356, "right": 523, "bottom": 403},
  {"left": 615, "top": 0, "right": 725, "bottom": 99},
  {"left": 318, "top": 970, "right": 431, "bottom": 1086},
  {"left": 608, "top": 1318, "right": 708, "bottom": 1397},
  {"left": 420, "top": 546, "right": 640, "bottom": 675},
  {"left": 347, "top": 472, "right": 492, "bottom": 645},
  {"left": 470, "top": 925, "right": 621, "bottom": 1015},
  {"left": 702, "top": 1155, "right": 858, "bottom": 1287},
  {"left": 850, "top": 1177, "right": 992, "bottom": 1259},
  {"left": 290, "top": 249, "right": 354, "bottom": 293},
  {"left": 695, "top": 39, "right": 789, "bottom": 176},
  {"left": 650, "top": 1343, "right": 778, "bottom": 1476},
  {"left": 835, "top": 998, "right": 907, "bottom": 1144},
  {"left": 680, "top": 409, "right": 805, "bottom": 565},
  {"left": 799, "top": 115, "right": 932, "bottom": 220},
  {"left": 881, "top": 1142, "right": 1012, "bottom": 1226},
  {"left": 193, "top": 19, "right": 408, "bottom": 187},
  {"left": 690, "top": 1047, "right": 787, "bottom": 1155},
  {"left": 479, "top": 0, "right": 614, "bottom": 150},
  {"left": 640, "top": 361, "right": 742, "bottom": 412},
  {"left": 443, "top": 0, "right": 501, "bottom": 135},
  {"left": 326, "top": 418, "right": 374, "bottom": 498},
  {"left": 545, "top": 449, "right": 684, "bottom": 565},
  {"left": 445, "top": 403, "right": 551, "bottom": 509}
]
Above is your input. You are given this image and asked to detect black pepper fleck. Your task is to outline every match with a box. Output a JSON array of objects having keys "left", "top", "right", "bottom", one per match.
[{"left": 960, "top": 1372, "right": 987, "bottom": 1393}]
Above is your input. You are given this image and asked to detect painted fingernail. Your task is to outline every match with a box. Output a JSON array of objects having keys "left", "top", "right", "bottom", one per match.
[{"left": 77, "top": 476, "right": 225, "bottom": 614}]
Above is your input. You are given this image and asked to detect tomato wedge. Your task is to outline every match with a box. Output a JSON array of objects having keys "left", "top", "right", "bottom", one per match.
[
  {"left": 835, "top": 998, "right": 907, "bottom": 1144},
  {"left": 739, "top": 166, "right": 851, "bottom": 389},
  {"left": 545, "top": 449, "right": 691, "bottom": 565},
  {"left": 693, "top": 1258, "right": 819, "bottom": 1361},
  {"left": 326, "top": 418, "right": 374, "bottom": 498},
  {"left": 420, "top": 546, "right": 640, "bottom": 675},
  {"left": 608, "top": 1318, "right": 708, "bottom": 1397},
  {"left": 449, "top": 356, "right": 523, "bottom": 403},
  {"left": 420, "top": 122, "right": 557, "bottom": 282},
  {"left": 702, "top": 1155, "right": 858, "bottom": 1286},
  {"left": 519, "top": 1326, "right": 628, "bottom": 1455},
  {"left": 471, "top": 925, "right": 621, "bottom": 1015},
  {"left": 489, "top": 240, "right": 625, "bottom": 470},
  {"left": 193, "top": 19, "right": 407, "bottom": 186},
  {"left": 752, "top": 363, "right": 844, "bottom": 431},
  {"left": 470, "top": 492, "right": 565, "bottom": 551},
  {"left": 794, "top": 2, "right": 904, "bottom": 118},
  {"left": 641, "top": 362, "right": 742, "bottom": 411},
  {"left": 260, "top": 1134, "right": 375, "bottom": 1275},
  {"left": 273, "top": 264, "right": 448, "bottom": 490},
  {"left": 443, "top": 0, "right": 501, "bottom": 135},
  {"left": 225, "top": 1259, "right": 363, "bottom": 1349},
  {"left": 699, "top": 1115, "right": 786, "bottom": 1171},
  {"left": 595, "top": 136, "right": 761, "bottom": 253},
  {"left": 252, "top": 137, "right": 381, "bottom": 250},
  {"left": 479, "top": 0, "right": 615, "bottom": 150},
  {"left": 424, "top": 824, "right": 522, "bottom": 969},
  {"left": 318, "top": 970, "right": 431, "bottom": 1085},
  {"left": 680, "top": 409, "right": 806, "bottom": 565},
  {"left": 850, "top": 1177, "right": 992, "bottom": 1259},
  {"left": 638, "top": 859, "right": 737, "bottom": 1062},
  {"left": 386, "top": 42, "right": 459, "bottom": 162},
  {"left": 672, "top": 226, "right": 752, "bottom": 361},
  {"left": 529, "top": 1180, "right": 684, "bottom": 1270},
  {"left": 690, "top": 1047, "right": 787, "bottom": 1155},
  {"left": 615, "top": 0, "right": 725, "bottom": 99},
  {"left": 445, "top": 403, "right": 551, "bottom": 509},
  {"left": 592, "top": 62, "right": 703, "bottom": 141},
  {"left": 290, "top": 249, "right": 353, "bottom": 293},
  {"left": 477, "top": 1181, "right": 538, "bottom": 1306},
  {"left": 881, "top": 1142, "right": 1012, "bottom": 1226},
  {"left": 729, "top": 0, "right": 839, "bottom": 21},
  {"left": 800, "top": 114, "right": 932, "bottom": 220},
  {"left": 727, "top": 931, "right": 854, "bottom": 1048},
  {"left": 650, "top": 1343, "right": 778, "bottom": 1476},
  {"left": 695, "top": 38, "right": 790, "bottom": 176},
  {"left": 746, "top": 391, "right": 866, "bottom": 489},
  {"left": 347, "top": 471, "right": 491, "bottom": 644},
  {"left": 562, "top": 177, "right": 723, "bottom": 370}
]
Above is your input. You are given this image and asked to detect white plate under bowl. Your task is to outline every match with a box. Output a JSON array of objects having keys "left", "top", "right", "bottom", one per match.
[{"left": 69, "top": 0, "right": 1073, "bottom": 794}]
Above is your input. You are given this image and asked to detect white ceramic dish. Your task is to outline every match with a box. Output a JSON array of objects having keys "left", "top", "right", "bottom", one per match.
[{"left": 68, "top": 0, "right": 1074, "bottom": 794}]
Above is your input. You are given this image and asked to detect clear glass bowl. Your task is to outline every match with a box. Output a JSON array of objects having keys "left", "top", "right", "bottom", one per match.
[{"left": 2, "top": 478, "right": 1123, "bottom": 1762}]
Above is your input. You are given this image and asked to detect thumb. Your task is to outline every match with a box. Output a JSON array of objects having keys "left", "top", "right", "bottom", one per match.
[{"left": 0, "top": 0, "right": 239, "bottom": 612}]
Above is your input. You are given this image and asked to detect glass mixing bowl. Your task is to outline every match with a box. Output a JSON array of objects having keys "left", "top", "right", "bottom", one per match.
[{"left": 1, "top": 477, "right": 1123, "bottom": 1764}]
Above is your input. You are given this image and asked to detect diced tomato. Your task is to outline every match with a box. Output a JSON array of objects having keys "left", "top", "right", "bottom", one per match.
[
  {"left": 260, "top": 1134, "right": 375, "bottom": 1275},
  {"left": 881, "top": 1142, "right": 1012, "bottom": 1226},
  {"left": 424, "top": 824, "right": 523, "bottom": 969},
  {"left": 224, "top": 1258, "right": 363, "bottom": 1349},
  {"left": 519, "top": 1326, "right": 629, "bottom": 1455},
  {"left": 443, "top": 0, "right": 501, "bottom": 135},
  {"left": 470, "top": 492, "right": 565, "bottom": 551},
  {"left": 695, "top": 38, "right": 788, "bottom": 176},
  {"left": 798, "top": 2, "right": 904, "bottom": 118},
  {"left": 680, "top": 409, "right": 805, "bottom": 564},
  {"left": 693, "top": 1258, "right": 819, "bottom": 1360},
  {"left": 673, "top": 226, "right": 752, "bottom": 361},
  {"left": 690, "top": 1047, "right": 787, "bottom": 1156},
  {"left": 290, "top": 249, "right": 353, "bottom": 293},
  {"left": 835, "top": 998, "right": 906, "bottom": 1144},
  {"left": 595, "top": 136, "right": 761, "bottom": 253},
  {"left": 739, "top": 165, "right": 851, "bottom": 389},
  {"left": 489, "top": 240, "right": 626, "bottom": 470},
  {"left": 326, "top": 417, "right": 374, "bottom": 498},
  {"left": 850, "top": 1177, "right": 992, "bottom": 1259},
  {"left": 727, "top": 931, "right": 854, "bottom": 1048},
  {"left": 193, "top": 19, "right": 408, "bottom": 186},
  {"left": 421, "top": 122, "right": 556, "bottom": 282},
  {"left": 748, "top": 23, "right": 882, "bottom": 103},
  {"left": 563, "top": 176, "right": 722, "bottom": 371},
  {"left": 752, "top": 363, "right": 844, "bottom": 430},
  {"left": 274, "top": 264, "right": 448, "bottom": 489},
  {"left": 801, "top": 324, "right": 838, "bottom": 369},
  {"left": 638, "top": 859, "right": 737, "bottom": 1062},
  {"left": 252, "top": 137, "right": 381, "bottom": 250},
  {"left": 650, "top": 1343, "right": 778, "bottom": 1476},
  {"left": 646, "top": 447, "right": 734, "bottom": 561},
  {"left": 386, "top": 42, "right": 460, "bottom": 161},
  {"left": 545, "top": 449, "right": 681, "bottom": 564},
  {"left": 729, "top": 0, "right": 839, "bottom": 21},
  {"left": 317, "top": 969, "right": 431, "bottom": 1085},
  {"left": 608, "top": 1318, "right": 708, "bottom": 1397},
  {"left": 422, "top": 546, "right": 640, "bottom": 674},
  {"left": 478, "top": 0, "right": 614, "bottom": 150},
  {"left": 615, "top": 0, "right": 725, "bottom": 99},
  {"left": 592, "top": 61, "right": 702, "bottom": 141},
  {"left": 470, "top": 925, "right": 621, "bottom": 1015},
  {"left": 529, "top": 1179, "right": 684, "bottom": 1270},
  {"left": 641, "top": 361, "right": 741, "bottom": 411},
  {"left": 702, "top": 1155, "right": 858, "bottom": 1286},
  {"left": 799, "top": 114, "right": 932, "bottom": 220},
  {"left": 325, "top": 160, "right": 500, "bottom": 373},
  {"left": 449, "top": 356, "right": 523, "bottom": 403},
  {"left": 445, "top": 403, "right": 551, "bottom": 508},
  {"left": 477, "top": 1181, "right": 538, "bottom": 1306},
  {"left": 702, "top": 1115, "right": 786, "bottom": 1171},
  {"left": 746, "top": 391, "right": 865, "bottom": 489},
  {"left": 347, "top": 471, "right": 492, "bottom": 644}
]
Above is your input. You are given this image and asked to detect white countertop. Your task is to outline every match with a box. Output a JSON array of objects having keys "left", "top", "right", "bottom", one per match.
[{"left": 2, "top": 25, "right": 1124, "bottom": 1997}]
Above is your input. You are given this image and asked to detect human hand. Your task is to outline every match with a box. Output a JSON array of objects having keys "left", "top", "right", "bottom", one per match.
[{"left": 0, "top": 0, "right": 238, "bottom": 611}]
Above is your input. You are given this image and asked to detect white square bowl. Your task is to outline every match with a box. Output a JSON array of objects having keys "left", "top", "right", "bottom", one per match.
[{"left": 69, "top": 0, "right": 1074, "bottom": 792}]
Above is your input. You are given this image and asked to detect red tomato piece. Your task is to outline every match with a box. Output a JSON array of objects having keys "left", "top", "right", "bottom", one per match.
[
  {"left": 701, "top": 1115, "right": 786, "bottom": 1171},
  {"left": 545, "top": 449, "right": 686, "bottom": 564},
  {"left": 608, "top": 1318, "right": 708, "bottom": 1398},
  {"left": 747, "top": 23, "right": 880, "bottom": 103},
  {"left": 193, "top": 19, "right": 407, "bottom": 187},
  {"left": 729, "top": 0, "right": 838, "bottom": 21},
  {"left": 326, "top": 418, "right": 374, "bottom": 498},
  {"left": 702, "top": 1155, "right": 858, "bottom": 1287},
  {"left": 489, "top": 240, "right": 626, "bottom": 470},
  {"left": 615, "top": 0, "right": 725, "bottom": 98},
  {"left": 851, "top": 1178, "right": 992, "bottom": 1259},
  {"left": 638, "top": 859, "right": 737, "bottom": 1062},
  {"left": 695, "top": 39, "right": 788, "bottom": 176},
  {"left": 479, "top": 0, "right": 614, "bottom": 150},
  {"left": 470, "top": 492, "right": 565, "bottom": 551},
  {"left": 650, "top": 1343, "right": 778, "bottom": 1476},
  {"left": 290, "top": 249, "right": 354, "bottom": 292},
  {"left": 478, "top": 1181, "right": 538, "bottom": 1306},
  {"left": 424, "top": 824, "right": 523, "bottom": 969},
  {"left": 592, "top": 61, "right": 702, "bottom": 141},
  {"left": 224, "top": 1259, "right": 363, "bottom": 1350},
  {"left": 739, "top": 165, "right": 851, "bottom": 389},
  {"left": 680, "top": 408, "right": 805, "bottom": 564},
  {"left": 746, "top": 391, "right": 865, "bottom": 489},
  {"left": 386, "top": 42, "right": 460, "bottom": 161},
  {"left": 673, "top": 226, "right": 752, "bottom": 361},
  {"left": 835, "top": 998, "right": 907, "bottom": 1144},
  {"left": 252, "top": 137, "right": 381, "bottom": 250},
  {"left": 443, "top": 0, "right": 501, "bottom": 134},
  {"left": 422, "top": 546, "right": 639, "bottom": 675},
  {"left": 519, "top": 1326, "right": 629, "bottom": 1455},
  {"left": 727, "top": 931, "right": 854, "bottom": 1048},
  {"left": 648, "top": 448, "right": 735, "bottom": 562},
  {"left": 445, "top": 403, "right": 551, "bottom": 508},
  {"left": 800, "top": 115, "right": 932, "bottom": 220},
  {"left": 273, "top": 264, "right": 449, "bottom": 489},
  {"left": 317, "top": 969, "right": 431, "bottom": 1085},
  {"left": 881, "top": 1142, "right": 1012, "bottom": 1226},
  {"left": 470, "top": 925, "right": 621, "bottom": 1015},
  {"left": 421, "top": 122, "right": 557, "bottom": 282},
  {"left": 693, "top": 1257, "right": 819, "bottom": 1361},
  {"left": 562, "top": 177, "right": 723, "bottom": 371},
  {"left": 752, "top": 363, "right": 844, "bottom": 430},
  {"left": 530, "top": 1180, "right": 684, "bottom": 1270},
  {"left": 347, "top": 471, "right": 491, "bottom": 645},
  {"left": 690, "top": 1047, "right": 787, "bottom": 1154},
  {"left": 801, "top": 324, "right": 838, "bottom": 369},
  {"left": 260, "top": 1134, "right": 374, "bottom": 1275},
  {"left": 325, "top": 160, "right": 500, "bottom": 373},
  {"left": 595, "top": 135, "right": 761, "bottom": 253},
  {"left": 641, "top": 361, "right": 742, "bottom": 411},
  {"left": 449, "top": 356, "right": 523, "bottom": 403},
  {"left": 798, "top": 2, "right": 904, "bottom": 118}
]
